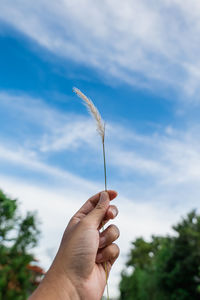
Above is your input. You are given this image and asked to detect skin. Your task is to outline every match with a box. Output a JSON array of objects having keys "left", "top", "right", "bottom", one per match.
[{"left": 29, "top": 190, "right": 120, "bottom": 300}]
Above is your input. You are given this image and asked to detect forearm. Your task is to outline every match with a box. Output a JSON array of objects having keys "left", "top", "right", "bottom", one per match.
[{"left": 29, "top": 268, "right": 80, "bottom": 300}]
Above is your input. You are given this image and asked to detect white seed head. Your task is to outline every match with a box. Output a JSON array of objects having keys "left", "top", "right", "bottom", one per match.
[{"left": 73, "top": 87, "right": 105, "bottom": 142}]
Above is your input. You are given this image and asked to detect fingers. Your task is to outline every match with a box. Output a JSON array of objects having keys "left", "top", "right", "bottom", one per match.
[
  {"left": 96, "top": 243, "right": 120, "bottom": 266},
  {"left": 96, "top": 225, "right": 120, "bottom": 275},
  {"left": 106, "top": 205, "right": 118, "bottom": 220},
  {"left": 99, "top": 225, "right": 120, "bottom": 249},
  {"left": 72, "top": 190, "right": 117, "bottom": 222},
  {"left": 84, "top": 192, "right": 110, "bottom": 228},
  {"left": 98, "top": 205, "right": 118, "bottom": 230},
  {"left": 88, "top": 190, "right": 117, "bottom": 204}
]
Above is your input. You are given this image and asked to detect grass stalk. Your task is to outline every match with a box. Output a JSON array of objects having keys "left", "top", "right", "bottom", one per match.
[{"left": 102, "top": 134, "right": 109, "bottom": 300}]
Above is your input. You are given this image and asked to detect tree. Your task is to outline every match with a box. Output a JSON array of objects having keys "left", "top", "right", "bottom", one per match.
[
  {"left": 0, "top": 189, "right": 43, "bottom": 300},
  {"left": 119, "top": 210, "right": 200, "bottom": 300}
]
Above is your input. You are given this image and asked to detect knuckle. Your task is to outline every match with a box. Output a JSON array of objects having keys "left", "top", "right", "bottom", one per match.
[
  {"left": 80, "top": 217, "right": 90, "bottom": 227},
  {"left": 69, "top": 216, "right": 76, "bottom": 223},
  {"left": 96, "top": 203, "right": 103, "bottom": 210},
  {"left": 96, "top": 201, "right": 107, "bottom": 210}
]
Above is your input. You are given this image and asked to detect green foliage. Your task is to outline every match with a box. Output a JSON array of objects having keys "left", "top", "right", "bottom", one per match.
[
  {"left": 119, "top": 210, "right": 200, "bottom": 300},
  {"left": 0, "top": 189, "right": 41, "bottom": 299}
]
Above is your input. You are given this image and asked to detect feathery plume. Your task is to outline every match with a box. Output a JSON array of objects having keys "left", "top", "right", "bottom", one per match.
[{"left": 73, "top": 87, "right": 105, "bottom": 142}]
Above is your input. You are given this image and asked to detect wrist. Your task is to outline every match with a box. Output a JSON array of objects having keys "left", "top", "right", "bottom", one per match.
[{"left": 29, "top": 267, "right": 81, "bottom": 300}]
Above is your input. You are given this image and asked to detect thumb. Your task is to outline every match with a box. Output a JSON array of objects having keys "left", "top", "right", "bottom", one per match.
[{"left": 85, "top": 191, "right": 110, "bottom": 228}]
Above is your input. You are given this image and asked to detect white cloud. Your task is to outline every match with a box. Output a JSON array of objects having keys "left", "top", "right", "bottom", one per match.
[
  {"left": 0, "top": 90, "right": 99, "bottom": 151},
  {"left": 110, "top": 148, "right": 167, "bottom": 176},
  {"left": 1, "top": 1, "right": 200, "bottom": 99},
  {"left": 109, "top": 124, "right": 200, "bottom": 184},
  {"left": 39, "top": 119, "right": 97, "bottom": 152},
  {"left": 0, "top": 143, "right": 97, "bottom": 191}
]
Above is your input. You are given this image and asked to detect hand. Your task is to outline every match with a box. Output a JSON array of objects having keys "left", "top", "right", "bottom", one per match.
[{"left": 30, "top": 190, "right": 120, "bottom": 300}]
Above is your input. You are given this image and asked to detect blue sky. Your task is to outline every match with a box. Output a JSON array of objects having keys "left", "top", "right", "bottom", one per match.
[{"left": 1, "top": 1, "right": 200, "bottom": 297}]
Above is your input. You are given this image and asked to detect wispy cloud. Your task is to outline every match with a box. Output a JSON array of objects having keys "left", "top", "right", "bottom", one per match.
[
  {"left": 108, "top": 124, "right": 200, "bottom": 183},
  {"left": 0, "top": 90, "right": 98, "bottom": 150},
  {"left": 1, "top": 1, "right": 200, "bottom": 99},
  {"left": 39, "top": 119, "right": 96, "bottom": 152}
]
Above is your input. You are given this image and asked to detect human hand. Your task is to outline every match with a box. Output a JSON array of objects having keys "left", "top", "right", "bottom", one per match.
[{"left": 30, "top": 190, "right": 119, "bottom": 300}]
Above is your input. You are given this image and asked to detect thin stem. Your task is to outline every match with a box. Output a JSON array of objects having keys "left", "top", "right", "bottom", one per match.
[
  {"left": 102, "top": 220, "right": 110, "bottom": 300},
  {"left": 103, "top": 141, "right": 107, "bottom": 191},
  {"left": 102, "top": 132, "right": 109, "bottom": 300},
  {"left": 105, "top": 261, "right": 109, "bottom": 299}
]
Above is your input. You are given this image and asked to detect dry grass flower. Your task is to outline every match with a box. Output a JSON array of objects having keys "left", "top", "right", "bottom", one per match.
[{"left": 73, "top": 87, "right": 105, "bottom": 142}]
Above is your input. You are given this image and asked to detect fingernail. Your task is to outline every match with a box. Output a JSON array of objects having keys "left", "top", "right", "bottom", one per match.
[
  {"left": 99, "top": 236, "right": 106, "bottom": 247},
  {"left": 96, "top": 253, "right": 103, "bottom": 261},
  {"left": 99, "top": 192, "right": 107, "bottom": 204},
  {"left": 111, "top": 207, "right": 118, "bottom": 218}
]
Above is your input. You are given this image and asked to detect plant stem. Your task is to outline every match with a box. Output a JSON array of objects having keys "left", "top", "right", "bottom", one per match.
[
  {"left": 102, "top": 134, "right": 109, "bottom": 300},
  {"left": 103, "top": 140, "right": 107, "bottom": 192}
]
